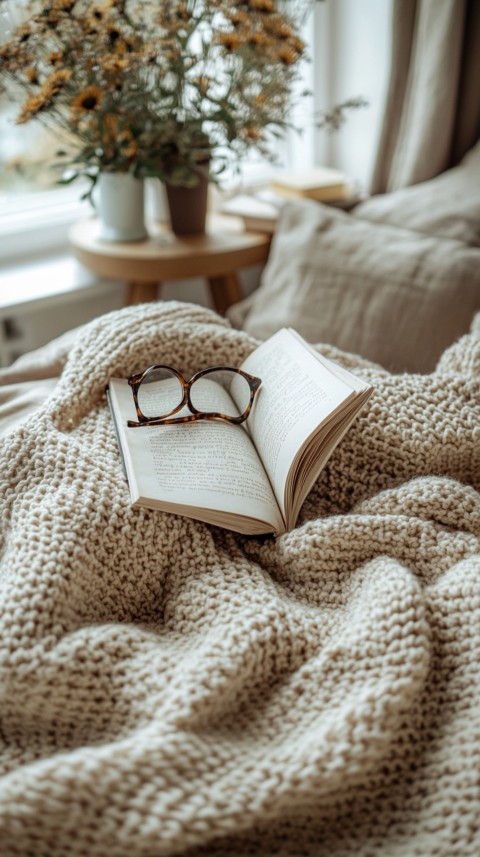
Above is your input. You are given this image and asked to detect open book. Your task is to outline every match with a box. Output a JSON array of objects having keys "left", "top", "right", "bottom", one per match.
[{"left": 106, "top": 329, "right": 373, "bottom": 536}]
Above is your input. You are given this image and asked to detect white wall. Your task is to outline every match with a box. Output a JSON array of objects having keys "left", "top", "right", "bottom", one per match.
[{"left": 314, "top": 0, "right": 393, "bottom": 192}]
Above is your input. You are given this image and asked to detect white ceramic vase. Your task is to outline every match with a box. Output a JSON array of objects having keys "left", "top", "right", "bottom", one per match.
[{"left": 97, "top": 172, "right": 148, "bottom": 242}]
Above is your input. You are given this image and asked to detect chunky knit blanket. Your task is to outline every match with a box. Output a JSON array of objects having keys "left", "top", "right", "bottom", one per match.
[{"left": 0, "top": 302, "right": 479, "bottom": 857}]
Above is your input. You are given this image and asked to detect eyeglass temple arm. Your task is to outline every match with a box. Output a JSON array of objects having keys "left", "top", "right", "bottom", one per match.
[{"left": 127, "top": 411, "right": 249, "bottom": 428}]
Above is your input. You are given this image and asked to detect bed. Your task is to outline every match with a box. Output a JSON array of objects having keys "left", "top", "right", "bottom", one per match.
[{"left": 0, "top": 294, "right": 479, "bottom": 856}]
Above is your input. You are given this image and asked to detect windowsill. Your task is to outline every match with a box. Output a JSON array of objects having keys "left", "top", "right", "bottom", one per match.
[
  {"left": 0, "top": 185, "right": 91, "bottom": 264},
  {"left": 0, "top": 165, "right": 281, "bottom": 329},
  {"left": 0, "top": 252, "right": 125, "bottom": 317},
  {"left": 0, "top": 173, "right": 275, "bottom": 365},
  {"left": 0, "top": 158, "right": 288, "bottom": 266}
]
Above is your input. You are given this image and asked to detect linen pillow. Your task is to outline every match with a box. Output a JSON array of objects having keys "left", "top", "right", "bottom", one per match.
[
  {"left": 353, "top": 141, "right": 480, "bottom": 247},
  {"left": 232, "top": 200, "right": 480, "bottom": 373}
]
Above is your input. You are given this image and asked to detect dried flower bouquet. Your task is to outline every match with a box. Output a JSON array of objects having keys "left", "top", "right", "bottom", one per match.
[{"left": 0, "top": 0, "right": 311, "bottom": 194}]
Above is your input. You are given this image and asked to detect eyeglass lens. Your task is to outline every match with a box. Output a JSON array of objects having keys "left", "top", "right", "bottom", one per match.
[
  {"left": 137, "top": 367, "right": 183, "bottom": 418},
  {"left": 137, "top": 368, "right": 252, "bottom": 420},
  {"left": 190, "top": 370, "right": 251, "bottom": 418}
]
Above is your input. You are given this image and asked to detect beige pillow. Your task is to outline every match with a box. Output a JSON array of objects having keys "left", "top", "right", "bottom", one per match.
[
  {"left": 353, "top": 141, "right": 480, "bottom": 247},
  {"left": 233, "top": 200, "right": 480, "bottom": 373}
]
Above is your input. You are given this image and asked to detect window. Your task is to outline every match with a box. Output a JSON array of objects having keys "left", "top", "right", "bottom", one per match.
[
  {"left": 0, "top": 2, "right": 91, "bottom": 261},
  {"left": 0, "top": 1, "right": 392, "bottom": 264},
  {"left": 312, "top": 0, "right": 393, "bottom": 191}
]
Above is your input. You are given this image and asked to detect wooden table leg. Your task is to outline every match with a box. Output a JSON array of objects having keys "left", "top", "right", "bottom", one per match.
[
  {"left": 207, "top": 273, "right": 244, "bottom": 316},
  {"left": 125, "top": 281, "right": 161, "bottom": 305}
]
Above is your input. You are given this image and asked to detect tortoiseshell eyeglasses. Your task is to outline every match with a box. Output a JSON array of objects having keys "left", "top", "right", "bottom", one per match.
[{"left": 127, "top": 364, "right": 262, "bottom": 427}]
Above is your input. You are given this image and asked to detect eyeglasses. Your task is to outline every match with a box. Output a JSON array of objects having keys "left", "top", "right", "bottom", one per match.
[{"left": 127, "top": 364, "right": 262, "bottom": 427}]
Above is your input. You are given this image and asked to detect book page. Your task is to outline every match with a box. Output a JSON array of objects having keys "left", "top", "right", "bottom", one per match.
[
  {"left": 108, "top": 378, "right": 283, "bottom": 533},
  {"left": 239, "top": 329, "right": 362, "bottom": 519}
]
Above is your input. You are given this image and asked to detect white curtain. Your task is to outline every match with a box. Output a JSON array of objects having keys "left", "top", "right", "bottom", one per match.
[{"left": 371, "top": 0, "right": 480, "bottom": 193}]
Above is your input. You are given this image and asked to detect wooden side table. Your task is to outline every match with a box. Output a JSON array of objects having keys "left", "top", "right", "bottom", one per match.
[{"left": 68, "top": 216, "right": 271, "bottom": 315}]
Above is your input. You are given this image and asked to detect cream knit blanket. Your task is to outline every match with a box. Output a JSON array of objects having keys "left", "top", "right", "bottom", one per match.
[{"left": 0, "top": 302, "right": 479, "bottom": 857}]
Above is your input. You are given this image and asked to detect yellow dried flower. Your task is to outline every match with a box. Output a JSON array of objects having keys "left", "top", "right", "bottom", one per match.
[
  {"left": 26, "top": 67, "right": 39, "bottom": 85},
  {"left": 217, "top": 32, "right": 242, "bottom": 52},
  {"left": 289, "top": 36, "right": 306, "bottom": 54},
  {"left": 106, "top": 23, "right": 121, "bottom": 41},
  {"left": 44, "top": 9, "right": 61, "bottom": 27},
  {"left": 226, "top": 9, "right": 249, "bottom": 26},
  {"left": 45, "top": 69, "right": 73, "bottom": 94},
  {"left": 15, "top": 70, "right": 71, "bottom": 123},
  {"left": 16, "top": 94, "right": 48, "bottom": 124},
  {"left": 101, "top": 56, "right": 129, "bottom": 74},
  {"left": 265, "top": 17, "right": 295, "bottom": 39},
  {"left": 16, "top": 24, "right": 33, "bottom": 44},
  {"left": 248, "top": 0, "right": 275, "bottom": 12},
  {"left": 246, "top": 30, "right": 272, "bottom": 48},
  {"left": 91, "top": 5, "right": 107, "bottom": 20},
  {"left": 53, "top": 0, "right": 76, "bottom": 10},
  {"left": 72, "top": 85, "right": 102, "bottom": 112},
  {"left": 175, "top": 3, "right": 189, "bottom": 21},
  {"left": 276, "top": 44, "right": 299, "bottom": 65}
]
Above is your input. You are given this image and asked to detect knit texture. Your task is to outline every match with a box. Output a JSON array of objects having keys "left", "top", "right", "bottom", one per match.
[{"left": 0, "top": 301, "right": 479, "bottom": 857}]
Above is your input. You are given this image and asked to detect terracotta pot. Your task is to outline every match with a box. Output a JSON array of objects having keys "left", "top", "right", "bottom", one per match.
[{"left": 165, "top": 173, "right": 209, "bottom": 236}]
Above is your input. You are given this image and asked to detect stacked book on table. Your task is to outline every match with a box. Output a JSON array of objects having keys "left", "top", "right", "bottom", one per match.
[{"left": 221, "top": 167, "right": 361, "bottom": 234}]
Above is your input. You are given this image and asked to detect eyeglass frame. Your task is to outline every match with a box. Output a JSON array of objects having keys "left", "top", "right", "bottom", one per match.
[{"left": 127, "top": 364, "right": 262, "bottom": 427}]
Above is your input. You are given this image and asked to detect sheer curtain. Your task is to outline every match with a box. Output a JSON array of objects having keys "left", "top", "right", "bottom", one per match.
[{"left": 371, "top": 0, "right": 480, "bottom": 193}]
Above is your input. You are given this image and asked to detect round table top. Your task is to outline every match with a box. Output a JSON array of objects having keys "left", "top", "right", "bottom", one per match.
[{"left": 69, "top": 216, "right": 271, "bottom": 282}]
